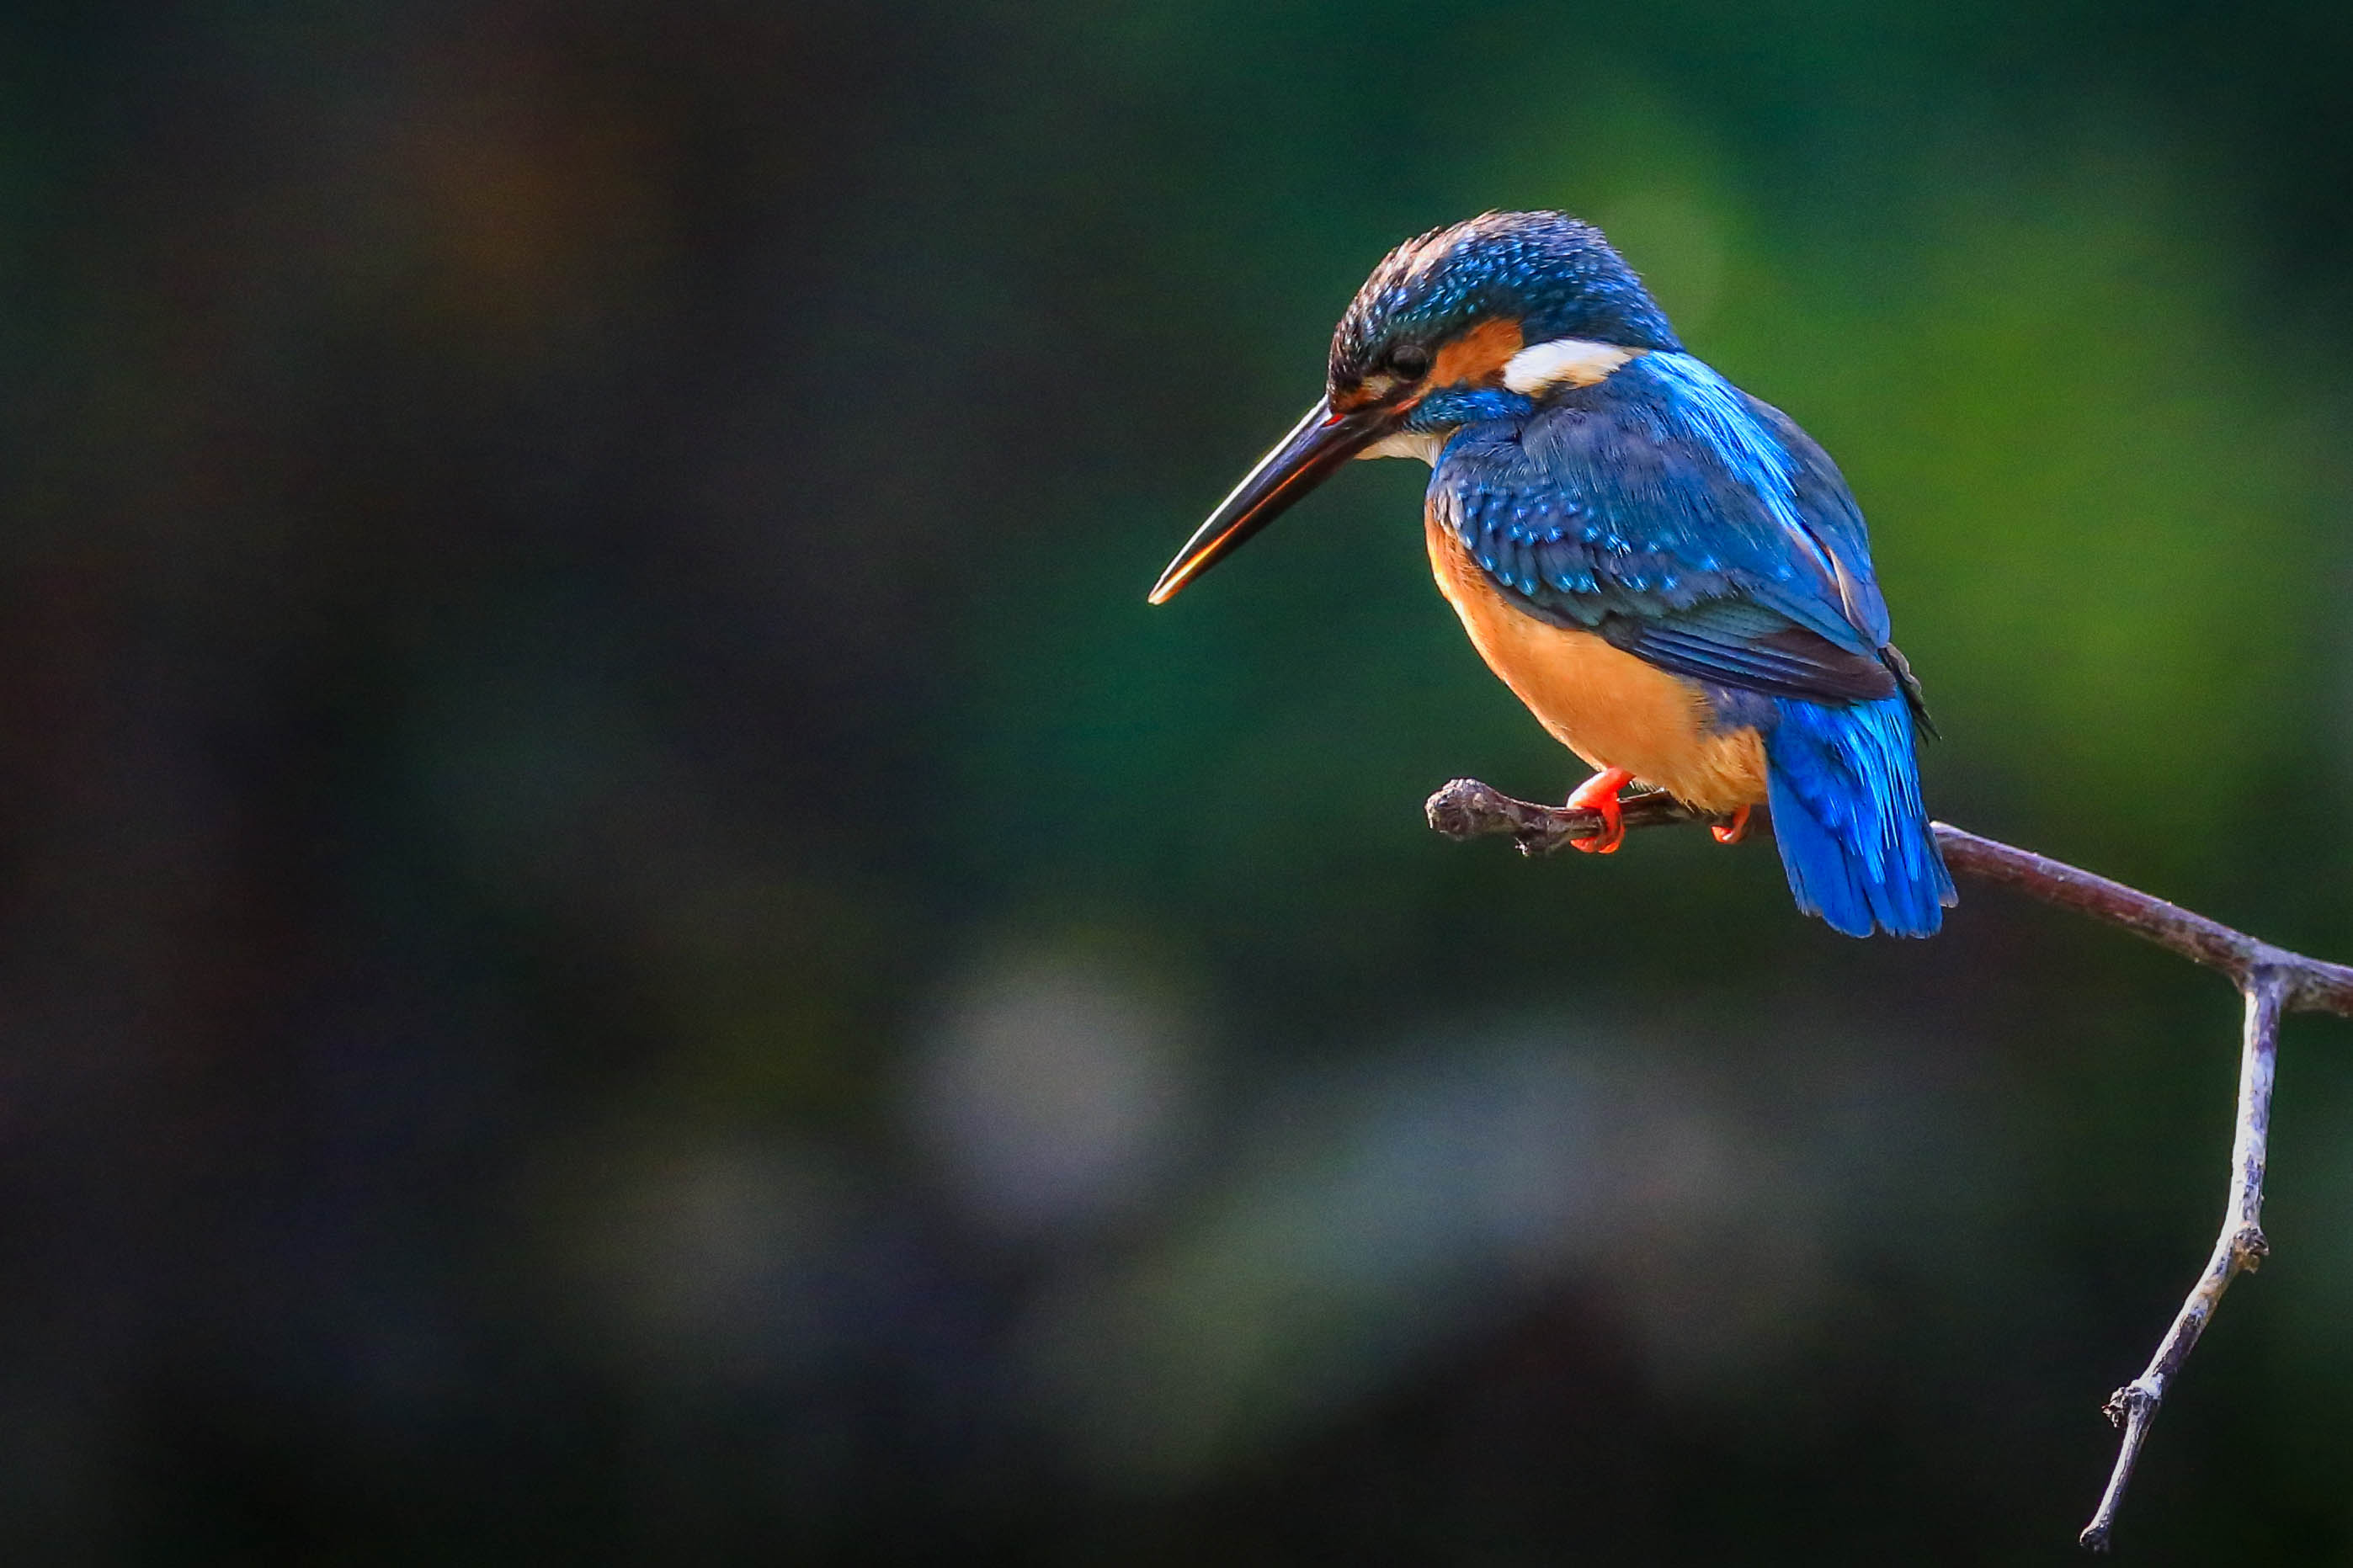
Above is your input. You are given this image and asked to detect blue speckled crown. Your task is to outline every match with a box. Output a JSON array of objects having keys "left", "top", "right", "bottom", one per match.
[{"left": 1328, "top": 211, "right": 1682, "bottom": 385}]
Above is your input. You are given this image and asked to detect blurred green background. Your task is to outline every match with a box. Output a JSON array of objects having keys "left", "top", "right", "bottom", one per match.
[{"left": 4, "top": 2, "right": 2352, "bottom": 1561}]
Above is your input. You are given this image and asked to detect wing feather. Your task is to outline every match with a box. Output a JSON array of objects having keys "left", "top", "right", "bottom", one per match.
[{"left": 1432, "top": 355, "right": 1922, "bottom": 715}]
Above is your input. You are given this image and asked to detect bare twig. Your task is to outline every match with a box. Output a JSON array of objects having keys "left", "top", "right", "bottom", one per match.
[
  {"left": 1423, "top": 778, "right": 2352, "bottom": 1549},
  {"left": 2078, "top": 971, "right": 2283, "bottom": 1551}
]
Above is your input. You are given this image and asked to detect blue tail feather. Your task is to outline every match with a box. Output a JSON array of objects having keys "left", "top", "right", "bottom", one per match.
[{"left": 1762, "top": 694, "right": 1954, "bottom": 938}]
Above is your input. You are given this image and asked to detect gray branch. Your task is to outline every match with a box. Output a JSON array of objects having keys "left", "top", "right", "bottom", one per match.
[
  {"left": 1422, "top": 778, "right": 2353, "bottom": 1549},
  {"left": 2077, "top": 971, "right": 2283, "bottom": 1550}
]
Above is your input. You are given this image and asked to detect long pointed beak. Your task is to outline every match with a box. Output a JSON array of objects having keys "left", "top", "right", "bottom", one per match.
[{"left": 1147, "top": 396, "right": 1391, "bottom": 604}]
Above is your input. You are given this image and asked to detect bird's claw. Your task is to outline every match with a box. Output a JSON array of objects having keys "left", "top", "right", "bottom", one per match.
[
  {"left": 1566, "top": 768, "right": 1633, "bottom": 855},
  {"left": 1711, "top": 805, "right": 1753, "bottom": 845},
  {"left": 1573, "top": 800, "right": 1625, "bottom": 853}
]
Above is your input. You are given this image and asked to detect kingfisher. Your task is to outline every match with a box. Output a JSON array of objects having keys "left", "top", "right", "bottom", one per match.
[{"left": 1147, "top": 210, "right": 1955, "bottom": 938}]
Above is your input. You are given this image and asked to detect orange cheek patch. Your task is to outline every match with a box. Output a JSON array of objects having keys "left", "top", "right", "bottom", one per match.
[{"left": 1429, "top": 317, "right": 1525, "bottom": 387}]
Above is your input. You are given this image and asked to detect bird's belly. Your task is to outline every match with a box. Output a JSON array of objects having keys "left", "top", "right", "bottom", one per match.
[{"left": 1425, "top": 514, "right": 1768, "bottom": 811}]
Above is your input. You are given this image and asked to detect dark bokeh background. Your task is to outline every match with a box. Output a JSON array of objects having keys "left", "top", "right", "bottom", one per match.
[{"left": 5, "top": 3, "right": 2352, "bottom": 1561}]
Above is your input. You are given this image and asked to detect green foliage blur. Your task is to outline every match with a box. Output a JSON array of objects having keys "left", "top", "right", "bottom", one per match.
[{"left": 4, "top": 2, "right": 2351, "bottom": 1561}]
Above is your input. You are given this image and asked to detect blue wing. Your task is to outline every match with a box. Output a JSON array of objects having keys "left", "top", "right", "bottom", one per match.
[{"left": 1432, "top": 352, "right": 1912, "bottom": 712}]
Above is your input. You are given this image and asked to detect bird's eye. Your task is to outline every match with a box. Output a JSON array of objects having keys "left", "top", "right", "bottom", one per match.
[{"left": 1387, "top": 344, "right": 1432, "bottom": 380}]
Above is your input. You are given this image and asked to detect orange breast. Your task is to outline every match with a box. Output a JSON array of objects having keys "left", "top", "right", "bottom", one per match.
[{"left": 1425, "top": 513, "right": 1768, "bottom": 812}]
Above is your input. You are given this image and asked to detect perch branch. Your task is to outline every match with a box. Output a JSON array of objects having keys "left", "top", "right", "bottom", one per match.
[
  {"left": 1422, "top": 778, "right": 2353, "bottom": 1549},
  {"left": 1423, "top": 779, "right": 2353, "bottom": 1018}
]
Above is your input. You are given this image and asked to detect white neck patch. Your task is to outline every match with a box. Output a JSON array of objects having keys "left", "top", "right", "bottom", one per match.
[
  {"left": 1502, "top": 338, "right": 1642, "bottom": 396},
  {"left": 1355, "top": 428, "right": 1449, "bottom": 465}
]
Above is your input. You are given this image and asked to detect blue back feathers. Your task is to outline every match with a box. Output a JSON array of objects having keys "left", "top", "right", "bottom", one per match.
[{"left": 1433, "top": 354, "right": 1898, "bottom": 700}]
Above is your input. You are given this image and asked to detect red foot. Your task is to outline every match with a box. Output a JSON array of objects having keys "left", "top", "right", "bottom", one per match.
[
  {"left": 1712, "top": 805, "right": 1753, "bottom": 845},
  {"left": 1565, "top": 768, "right": 1634, "bottom": 854}
]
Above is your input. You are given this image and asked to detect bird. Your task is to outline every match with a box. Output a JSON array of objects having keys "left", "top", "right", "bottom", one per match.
[{"left": 1146, "top": 210, "right": 1955, "bottom": 938}]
